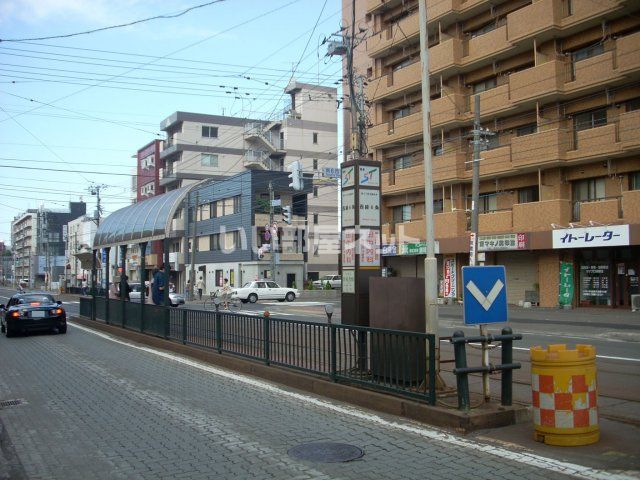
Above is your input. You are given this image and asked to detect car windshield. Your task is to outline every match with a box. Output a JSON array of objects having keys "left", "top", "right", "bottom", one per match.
[
  {"left": 321, "top": 276, "right": 333, "bottom": 281},
  {"left": 130, "top": 284, "right": 142, "bottom": 292},
  {"left": 243, "top": 282, "right": 253, "bottom": 288},
  {"left": 18, "top": 295, "right": 55, "bottom": 305}
]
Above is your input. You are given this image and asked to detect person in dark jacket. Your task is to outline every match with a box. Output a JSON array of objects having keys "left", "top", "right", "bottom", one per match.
[
  {"left": 121, "top": 275, "right": 132, "bottom": 301},
  {"left": 151, "top": 268, "right": 165, "bottom": 305}
]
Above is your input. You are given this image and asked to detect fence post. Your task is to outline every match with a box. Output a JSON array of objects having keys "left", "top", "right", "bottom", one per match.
[
  {"left": 182, "top": 308, "right": 188, "bottom": 345},
  {"left": 428, "top": 334, "right": 436, "bottom": 406},
  {"left": 216, "top": 311, "right": 222, "bottom": 354},
  {"left": 501, "top": 326, "right": 513, "bottom": 406},
  {"left": 452, "top": 330, "right": 470, "bottom": 411},
  {"left": 263, "top": 314, "right": 271, "bottom": 366},
  {"left": 330, "top": 324, "right": 337, "bottom": 382}
]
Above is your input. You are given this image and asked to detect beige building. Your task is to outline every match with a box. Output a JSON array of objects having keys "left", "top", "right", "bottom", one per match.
[{"left": 352, "top": 0, "right": 640, "bottom": 308}]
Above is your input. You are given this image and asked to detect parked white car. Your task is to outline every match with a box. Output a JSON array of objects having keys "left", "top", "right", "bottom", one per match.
[
  {"left": 232, "top": 280, "right": 299, "bottom": 303},
  {"left": 313, "top": 275, "right": 341, "bottom": 290},
  {"left": 129, "top": 283, "right": 185, "bottom": 307}
]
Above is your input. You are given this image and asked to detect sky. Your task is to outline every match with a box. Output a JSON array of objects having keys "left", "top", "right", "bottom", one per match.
[{"left": 0, "top": 0, "right": 345, "bottom": 246}]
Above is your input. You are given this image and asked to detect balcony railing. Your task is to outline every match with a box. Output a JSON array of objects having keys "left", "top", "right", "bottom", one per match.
[
  {"left": 513, "top": 200, "right": 571, "bottom": 232},
  {"left": 572, "top": 197, "right": 622, "bottom": 223}
]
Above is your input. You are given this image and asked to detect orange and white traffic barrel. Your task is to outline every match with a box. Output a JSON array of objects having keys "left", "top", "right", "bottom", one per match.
[{"left": 530, "top": 344, "right": 599, "bottom": 446}]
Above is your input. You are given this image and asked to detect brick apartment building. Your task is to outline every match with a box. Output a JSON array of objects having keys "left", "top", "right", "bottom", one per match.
[{"left": 347, "top": 0, "right": 640, "bottom": 307}]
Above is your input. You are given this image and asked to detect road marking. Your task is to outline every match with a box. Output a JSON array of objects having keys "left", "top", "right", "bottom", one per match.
[
  {"left": 511, "top": 346, "right": 640, "bottom": 363},
  {"left": 263, "top": 301, "right": 329, "bottom": 306},
  {"left": 466, "top": 279, "right": 504, "bottom": 311},
  {"left": 69, "top": 321, "right": 637, "bottom": 480}
]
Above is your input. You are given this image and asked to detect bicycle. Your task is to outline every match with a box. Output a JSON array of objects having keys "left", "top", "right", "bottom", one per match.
[{"left": 207, "top": 290, "right": 242, "bottom": 311}]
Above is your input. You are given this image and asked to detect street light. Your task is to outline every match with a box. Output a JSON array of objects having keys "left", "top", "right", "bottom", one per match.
[{"left": 324, "top": 304, "right": 334, "bottom": 324}]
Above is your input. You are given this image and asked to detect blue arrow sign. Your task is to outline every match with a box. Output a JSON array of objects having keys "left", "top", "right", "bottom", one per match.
[{"left": 462, "top": 266, "right": 508, "bottom": 325}]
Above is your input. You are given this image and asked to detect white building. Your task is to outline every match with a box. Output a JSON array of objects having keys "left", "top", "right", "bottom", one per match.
[{"left": 67, "top": 215, "right": 97, "bottom": 288}]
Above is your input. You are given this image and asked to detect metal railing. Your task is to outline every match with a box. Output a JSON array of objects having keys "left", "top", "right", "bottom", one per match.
[{"left": 78, "top": 297, "right": 436, "bottom": 404}]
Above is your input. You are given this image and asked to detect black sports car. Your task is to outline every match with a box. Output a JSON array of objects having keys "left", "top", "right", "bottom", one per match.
[{"left": 0, "top": 292, "right": 67, "bottom": 337}]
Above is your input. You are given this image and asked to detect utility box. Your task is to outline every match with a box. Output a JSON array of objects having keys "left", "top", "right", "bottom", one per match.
[{"left": 369, "top": 277, "right": 426, "bottom": 384}]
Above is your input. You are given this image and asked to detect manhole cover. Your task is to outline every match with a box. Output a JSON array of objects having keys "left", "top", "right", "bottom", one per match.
[
  {"left": 0, "top": 399, "right": 25, "bottom": 408},
  {"left": 288, "top": 442, "right": 364, "bottom": 463}
]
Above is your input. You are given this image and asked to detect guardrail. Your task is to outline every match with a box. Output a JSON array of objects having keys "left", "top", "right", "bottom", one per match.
[{"left": 79, "top": 297, "right": 436, "bottom": 405}]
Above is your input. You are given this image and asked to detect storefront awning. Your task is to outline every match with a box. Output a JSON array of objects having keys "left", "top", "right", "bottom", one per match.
[{"left": 93, "top": 185, "right": 193, "bottom": 249}]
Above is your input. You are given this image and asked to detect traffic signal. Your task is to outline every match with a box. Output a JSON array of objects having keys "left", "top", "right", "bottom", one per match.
[
  {"left": 287, "top": 160, "right": 303, "bottom": 191},
  {"left": 282, "top": 205, "right": 292, "bottom": 225}
]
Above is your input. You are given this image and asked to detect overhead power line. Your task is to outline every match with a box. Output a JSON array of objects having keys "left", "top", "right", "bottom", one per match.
[{"left": 0, "top": 0, "right": 227, "bottom": 43}]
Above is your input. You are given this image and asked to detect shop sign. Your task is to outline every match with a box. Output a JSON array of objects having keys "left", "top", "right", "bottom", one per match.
[
  {"left": 342, "top": 229, "right": 356, "bottom": 267},
  {"left": 358, "top": 166, "right": 380, "bottom": 187},
  {"left": 558, "top": 261, "right": 574, "bottom": 306},
  {"left": 399, "top": 241, "right": 440, "bottom": 256},
  {"left": 381, "top": 244, "right": 397, "bottom": 256},
  {"left": 443, "top": 257, "right": 457, "bottom": 298},
  {"left": 360, "top": 229, "right": 380, "bottom": 267},
  {"left": 552, "top": 225, "right": 629, "bottom": 249},
  {"left": 322, "top": 167, "right": 340, "bottom": 179},
  {"left": 342, "top": 269, "right": 355, "bottom": 293},
  {"left": 579, "top": 263, "right": 610, "bottom": 299},
  {"left": 359, "top": 189, "right": 380, "bottom": 226},
  {"left": 341, "top": 189, "right": 355, "bottom": 226},
  {"left": 478, "top": 233, "right": 527, "bottom": 251},
  {"left": 341, "top": 166, "right": 355, "bottom": 188}
]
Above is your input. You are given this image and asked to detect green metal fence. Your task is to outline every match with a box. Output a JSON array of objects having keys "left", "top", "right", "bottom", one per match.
[{"left": 78, "top": 297, "right": 436, "bottom": 405}]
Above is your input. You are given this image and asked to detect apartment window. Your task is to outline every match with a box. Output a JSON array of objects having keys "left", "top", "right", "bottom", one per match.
[
  {"left": 516, "top": 123, "right": 537, "bottom": 137},
  {"left": 628, "top": 171, "right": 640, "bottom": 190},
  {"left": 626, "top": 98, "right": 640, "bottom": 112},
  {"left": 486, "top": 133, "right": 500, "bottom": 150},
  {"left": 197, "top": 203, "right": 211, "bottom": 221},
  {"left": 478, "top": 193, "right": 498, "bottom": 213},
  {"left": 313, "top": 214, "right": 319, "bottom": 225},
  {"left": 312, "top": 159, "right": 318, "bottom": 170},
  {"left": 212, "top": 195, "right": 240, "bottom": 217},
  {"left": 571, "top": 43, "right": 604, "bottom": 63},
  {"left": 313, "top": 186, "right": 318, "bottom": 198},
  {"left": 392, "top": 106, "right": 411, "bottom": 120},
  {"left": 202, "top": 126, "right": 218, "bottom": 138},
  {"left": 518, "top": 186, "right": 539, "bottom": 204},
  {"left": 573, "top": 177, "right": 605, "bottom": 202},
  {"left": 468, "top": 21, "right": 498, "bottom": 38},
  {"left": 312, "top": 132, "right": 318, "bottom": 144},
  {"left": 197, "top": 235, "right": 210, "bottom": 252},
  {"left": 434, "top": 198, "right": 444, "bottom": 214},
  {"left": 432, "top": 143, "right": 444, "bottom": 156},
  {"left": 472, "top": 77, "right": 497, "bottom": 94},
  {"left": 201, "top": 154, "right": 218, "bottom": 167},
  {"left": 392, "top": 205, "right": 412, "bottom": 223},
  {"left": 223, "top": 231, "right": 239, "bottom": 251},
  {"left": 392, "top": 58, "right": 414, "bottom": 72},
  {"left": 573, "top": 108, "right": 607, "bottom": 131},
  {"left": 210, "top": 234, "right": 220, "bottom": 251},
  {"left": 393, "top": 155, "right": 412, "bottom": 170}
]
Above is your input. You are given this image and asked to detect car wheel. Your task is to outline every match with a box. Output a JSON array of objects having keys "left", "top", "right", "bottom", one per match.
[
  {"left": 5, "top": 328, "right": 14, "bottom": 338},
  {"left": 0, "top": 324, "right": 5, "bottom": 333},
  {"left": 286, "top": 292, "right": 295, "bottom": 302},
  {"left": 59, "top": 325, "right": 67, "bottom": 334},
  {"left": 248, "top": 293, "right": 258, "bottom": 304}
]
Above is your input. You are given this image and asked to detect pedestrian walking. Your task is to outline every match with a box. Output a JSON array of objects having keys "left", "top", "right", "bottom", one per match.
[
  {"left": 186, "top": 279, "right": 191, "bottom": 301},
  {"left": 196, "top": 276, "right": 205, "bottom": 301},
  {"left": 81, "top": 279, "right": 88, "bottom": 296},
  {"left": 121, "top": 275, "right": 131, "bottom": 301},
  {"left": 152, "top": 267, "right": 165, "bottom": 305}
]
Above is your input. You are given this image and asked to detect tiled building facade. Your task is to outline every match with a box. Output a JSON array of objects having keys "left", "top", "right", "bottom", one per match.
[{"left": 352, "top": 0, "right": 640, "bottom": 307}]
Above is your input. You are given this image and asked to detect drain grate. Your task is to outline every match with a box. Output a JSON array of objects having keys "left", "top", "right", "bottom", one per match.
[
  {"left": 0, "top": 399, "right": 25, "bottom": 408},
  {"left": 288, "top": 442, "right": 364, "bottom": 463}
]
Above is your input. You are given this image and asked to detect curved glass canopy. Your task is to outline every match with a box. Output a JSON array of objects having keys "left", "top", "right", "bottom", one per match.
[{"left": 93, "top": 186, "right": 191, "bottom": 248}]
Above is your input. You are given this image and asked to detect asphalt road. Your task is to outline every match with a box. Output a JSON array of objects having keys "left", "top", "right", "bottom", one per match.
[{"left": 0, "top": 319, "right": 634, "bottom": 479}]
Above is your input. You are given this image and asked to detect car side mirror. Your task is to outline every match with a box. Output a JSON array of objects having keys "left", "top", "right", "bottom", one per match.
[{"left": 56, "top": 300, "right": 62, "bottom": 305}]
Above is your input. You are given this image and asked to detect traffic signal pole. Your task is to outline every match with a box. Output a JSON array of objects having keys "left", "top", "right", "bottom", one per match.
[{"left": 269, "top": 181, "right": 276, "bottom": 282}]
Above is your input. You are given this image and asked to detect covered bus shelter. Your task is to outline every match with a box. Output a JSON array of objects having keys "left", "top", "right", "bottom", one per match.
[{"left": 89, "top": 185, "right": 196, "bottom": 322}]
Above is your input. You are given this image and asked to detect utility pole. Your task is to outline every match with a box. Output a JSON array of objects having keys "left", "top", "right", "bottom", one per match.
[
  {"left": 469, "top": 93, "right": 495, "bottom": 403},
  {"left": 418, "top": 1, "right": 438, "bottom": 342},
  {"left": 189, "top": 191, "right": 199, "bottom": 298},
  {"left": 88, "top": 184, "right": 107, "bottom": 226},
  {"left": 269, "top": 181, "right": 276, "bottom": 282}
]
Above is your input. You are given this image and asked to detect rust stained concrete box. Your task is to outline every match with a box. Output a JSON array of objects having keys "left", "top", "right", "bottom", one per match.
[{"left": 369, "top": 277, "right": 427, "bottom": 383}]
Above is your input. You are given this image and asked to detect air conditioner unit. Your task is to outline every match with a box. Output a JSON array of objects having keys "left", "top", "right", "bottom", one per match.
[{"left": 632, "top": 294, "right": 640, "bottom": 312}]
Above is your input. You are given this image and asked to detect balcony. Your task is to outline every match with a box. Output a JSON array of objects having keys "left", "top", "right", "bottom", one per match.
[
  {"left": 244, "top": 150, "right": 270, "bottom": 170},
  {"left": 366, "top": 0, "right": 401, "bottom": 14},
  {"left": 566, "top": 124, "right": 619, "bottom": 160},
  {"left": 509, "top": 60, "right": 564, "bottom": 104},
  {"left": 434, "top": 210, "right": 467, "bottom": 238},
  {"left": 396, "top": 218, "right": 425, "bottom": 243},
  {"left": 564, "top": 0, "right": 623, "bottom": 27},
  {"left": 433, "top": 151, "right": 466, "bottom": 183},
  {"left": 619, "top": 110, "right": 640, "bottom": 150},
  {"left": 617, "top": 31, "right": 640, "bottom": 75},
  {"left": 478, "top": 145, "right": 512, "bottom": 176},
  {"left": 566, "top": 51, "right": 617, "bottom": 92},
  {"left": 470, "top": 84, "right": 511, "bottom": 116},
  {"left": 431, "top": 93, "right": 468, "bottom": 127},
  {"left": 366, "top": 61, "right": 421, "bottom": 102},
  {"left": 622, "top": 190, "right": 640, "bottom": 223},
  {"left": 382, "top": 223, "right": 394, "bottom": 244},
  {"left": 366, "top": 12, "right": 419, "bottom": 58},
  {"left": 382, "top": 164, "right": 424, "bottom": 195},
  {"left": 507, "top": 0, "right": 562, "bottom": 43},
  {"left": 171, "top": 217, "right": 185, "bottom": 234},
  {"left": 430, "top": 38, "right": 463, "bottom": 74},
  {"left": 513, "top": 199, "right": 571, "bottom": 232},
  {"left": 576, "top": 198, "right": 622, "bottom": 224},
  {"left": 512, "top": 129, "right": 570, "bottom": 168},
  {"left": 428, "top": 0, "right": 462, "bottom": 22},
  {"left": 368, "top": 111, "right": 423, "bottom": 149},
  {"left": 465, "top": 25, "right": 510, "bottom": 63},
  {"left": 479, "top": 210, "right": 513, "bottom": 234}
]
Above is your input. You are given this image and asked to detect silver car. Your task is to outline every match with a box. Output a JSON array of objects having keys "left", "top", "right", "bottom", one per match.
[{"left": 129, "top": 283, "right": 184, "bottom": 307}]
